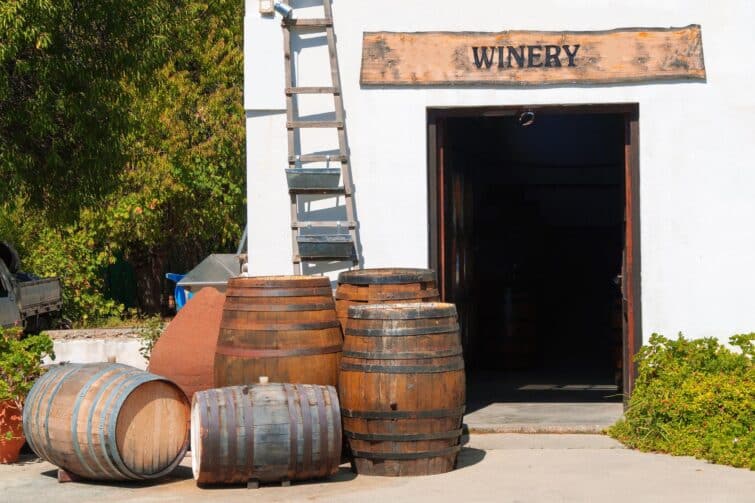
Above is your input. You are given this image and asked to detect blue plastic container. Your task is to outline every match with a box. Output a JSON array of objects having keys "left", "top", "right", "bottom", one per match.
[{"left": 165, "top": 273, "right": 192, "bottom": 311}]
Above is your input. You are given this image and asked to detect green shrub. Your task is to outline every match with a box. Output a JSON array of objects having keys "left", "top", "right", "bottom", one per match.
[
  {"left": 609, "top": 333, "right": 754, "bottom": 470},
  {"left": 0, "top": 328, "right": 55, "bottom": 412},
  {"left": 137, "top": 315, "right": 166, "bottom": 363}
]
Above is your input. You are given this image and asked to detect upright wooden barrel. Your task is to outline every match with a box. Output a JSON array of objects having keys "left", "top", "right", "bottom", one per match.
[
  {"left": 335, "top": 268, "right": 440, "bottom": 332},
  {"left": 214, "top": 276, "right": 341, "bottom": 388},
  {"left": 339, "top": 303, "right": 465, "bottom": 476},
  {"left": 23, "top": 363, "right": 190, "bottom": 481},
  {"left": 191, "top": 383, "right": 342, "bottom": 484}
]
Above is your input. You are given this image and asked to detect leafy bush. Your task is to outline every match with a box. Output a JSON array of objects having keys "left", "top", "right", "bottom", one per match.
[
  {"left": 137, "top": 315, "right": 165, "bottom": 363},
  {"left": 609, "top": 333, "right": 754, "bottom": 470},
  {"left": 0, "top": 201, "right": 124, "bottom": 325},
  {"left": 0, "top": 328, "right": 55, "bottom": 411}
]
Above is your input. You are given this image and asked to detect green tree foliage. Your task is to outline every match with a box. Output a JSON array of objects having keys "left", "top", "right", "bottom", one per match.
[
  {"left": 0, "top": 1, "right": 245, "bottom": 321},
  {"left": 0, "top": 0, "right": 174, "bottom": 219},
  {"left": 609, "top": 333, "right": 754, "bottom": 470}
]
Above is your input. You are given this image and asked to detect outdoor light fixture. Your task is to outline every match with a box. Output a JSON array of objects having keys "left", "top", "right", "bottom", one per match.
[
  {"left": 517, "top": 111, "right": 536, "bottom": 127},
  {"left": 273, "top": 2, "right": 294, "bottom": 18},
  {"left": 259, "top": 0, "right": 274, "bottom": 15}
]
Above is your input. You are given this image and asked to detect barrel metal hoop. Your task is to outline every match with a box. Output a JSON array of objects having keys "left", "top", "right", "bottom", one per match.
[
  {"left": 226, "top": 287, "right": 333, "bottom": 298},
  {"left": 239, "top": 385, "right": 255, "bottom": 475},
  {"left": 340, "top": 406, "right": 465, "bottom": 420},
  {"left": 368, "top": 290, "right": 440, "bottom": 302},
  {"left": 221, "top": 320, "right": 340, "bottom": 332},
  {"left": 297, "top": 385, "right": 314, "bottom": 478},
  {"left": 283, "top": 384, "right": 299, "bottom": 478},
  {"left": 205, "top": 388, "right": 222, "bottom": 483},
  {"left": 36, "top": 365, "right": 81, "bottom": 463},
  {"left": 222, "top": 302, "right": 335, "bottom": 312},
  {"left": 352, "top": 445, "right": 461, "bottom": 461},
  {"left": 335, "top": 289, "right": 439, "bottom": 302},
  {"left": 313, "top": 385, "right": 329, "bottom": 478},
  {"left": 340, "top": 360, "right": 465, "bottom": 374},
  {"left": 104, "top": 372, "right": 163, "bottom": 480},
  {"left": 344, "top": 324, "right": 459, "bottom": 337},
  {"left": 21, "top": 363, "right": 57, "bottom": 444},
  {"left": 215, "top": 344, "right": 342, "bottom": 359},
  {"left": 22, "top": 364, "right": 63, "bottom": 458},
  {"left": 338, "top": 269, "right": 436, "bottom": 285},
  {"left": 348, "top": 304, "right": 457, "bottom": 320},
  {"left": 89, "top": 367, "right": 144, "bottom": 479},
  {"left": 328, "top": 386, "right": 342, "bottom": 475},
  {"left": 72, "top": 365, "right": 128, "bottom": 478},
  {"left": 342, "top": 348, "right": 462, "bottom": 360},
  {"left": 344, "top": 428, "right": 463, "bottom": 442},
  {"left": 222, "top": 387, "right": 240, "bottom": 474},
  {"left": 229, "top": 277, "right": 330, "bottom": 289}
]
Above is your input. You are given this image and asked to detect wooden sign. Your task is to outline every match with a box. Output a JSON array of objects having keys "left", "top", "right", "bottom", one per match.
[{"left": 360, "top": 25, "right": 705, "bottom": 86}]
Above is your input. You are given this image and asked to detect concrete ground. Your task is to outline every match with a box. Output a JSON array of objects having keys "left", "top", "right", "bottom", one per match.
[
  {"left": 465, "top": 402, "right": 624, "bottom": 433},
  {"left": 2, "top": 434, "right": 752, "bottom": 503},
  {"left": 465, "top": 370, "right": 625, "bottom": 433}
]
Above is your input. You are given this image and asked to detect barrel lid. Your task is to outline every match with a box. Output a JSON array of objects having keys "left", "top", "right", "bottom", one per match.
[
  {"left": 338, "top": 268, "right": 436, "bottom": 285},
  {"left": 228, "top": 275, "right": 331, "bottom": 288},
  {"left": 348, "top": 302, "right": 456, "bottom": 320}
]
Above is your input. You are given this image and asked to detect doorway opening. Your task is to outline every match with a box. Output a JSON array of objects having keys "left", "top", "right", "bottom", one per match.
[{"left": 428, "top": 105, "right": 641, "bottom": 423}]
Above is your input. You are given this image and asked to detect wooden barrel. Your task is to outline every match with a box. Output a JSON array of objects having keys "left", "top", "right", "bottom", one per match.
[
  {"left": 191, "top": 383, "right": 342, "bottom": 484},
  {"left": 339, "top": 302, "right": 465, "bottom": 476},
  {"left": 22, "top": 363, "right": 190, "bottom": 481},
  {"left": 335, "top": 268, "right": 440, "bottom": 332},
  {"left": 214, "top": 276, "right": 342, "bottom": 388}
]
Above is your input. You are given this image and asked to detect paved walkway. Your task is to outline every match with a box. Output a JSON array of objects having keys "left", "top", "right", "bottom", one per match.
[
  {"left": 465, "top": 402, "right": 624, "bottom": 433},
  {"left": 2, "top": 434, "right": 752, "bottom": 502}
]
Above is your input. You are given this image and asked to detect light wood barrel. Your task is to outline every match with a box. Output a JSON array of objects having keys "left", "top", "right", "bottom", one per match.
[
  {"left": 214, "top": 276, "right": 342, "bottom": 388},
  {"left": 22, "top": 363, "right": 190, "bottom": 481},
  {"left": 191, "top": 383, "right": 342, "bottom": 484},
  {"left": 335, "top": 269, "right": 440, "bottom": 332},
  {"left": 339, "top": 303, "right": 465, "bottom": 476}
]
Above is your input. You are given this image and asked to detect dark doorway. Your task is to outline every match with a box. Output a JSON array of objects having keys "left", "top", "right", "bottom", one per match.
[{"left": 428, "top": 105, "right": 640, "bottom": 411}]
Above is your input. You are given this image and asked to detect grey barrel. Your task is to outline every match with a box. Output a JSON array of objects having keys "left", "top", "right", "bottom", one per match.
[
  {"left": 22, "top": 363, "right": 190, "bottom": 481},
  {"left": 191, "top": 383, "right": 342, "bottom": 485}
]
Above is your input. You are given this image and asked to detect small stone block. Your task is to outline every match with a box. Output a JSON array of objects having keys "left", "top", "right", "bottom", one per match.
[
  {"left": 58, "top": 468, "right": 84, "bottom": 483},
  {"left": 281, "top": 480, "right": 291, "bottom": 487},
  {"left": 247, "top": 480, "right": 260, "bottom": 489}
]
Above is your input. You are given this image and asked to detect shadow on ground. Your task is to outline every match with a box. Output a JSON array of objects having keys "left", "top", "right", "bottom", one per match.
[
  {"left": 197, "top": 467, "right": 357, "bottom": 489},
  {"left": 41, "top": 465, "right": 194, "bottom": 488}
]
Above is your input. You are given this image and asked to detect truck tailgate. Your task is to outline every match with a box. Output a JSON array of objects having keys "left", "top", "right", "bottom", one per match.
[{"left": 18, "top": 278, "right": 63, "bottom": 316}]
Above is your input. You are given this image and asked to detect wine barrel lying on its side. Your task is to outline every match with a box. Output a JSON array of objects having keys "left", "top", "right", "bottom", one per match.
[
  {"left": 339, "top": 302, "right": 465, "bottom": 477},
  {"left": 23, "top": 363, "right": 190, "bottom": 481},
  {"left": 191, "top": 383, "right": 342, "bottom": 484},
  {"left": 214, "top": 276, "right": 342, "bottom": 388},
  {"left": 335, "top": 268, "right": 439, "bottom": 333}
]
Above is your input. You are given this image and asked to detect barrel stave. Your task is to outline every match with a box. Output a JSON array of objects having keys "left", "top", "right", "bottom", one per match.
[
  {"left": 215, "top": 276, "right": 342, "bottom": 388},
  {"left": 192, "top": 383, "right": 341, "bottom": 485},
  {"left": 339, "top": 302, "right": 465, "bottom": 476},
  {"left": 23, "top": 363, "right": 189, "bottom": 481},
  {"left": 335, "top": 268, "right": 440, "bottom": 332}
]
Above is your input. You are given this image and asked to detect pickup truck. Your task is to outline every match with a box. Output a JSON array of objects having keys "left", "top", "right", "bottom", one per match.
[{"left": 0, "top": 242, "right": 62, "bottom": 332}]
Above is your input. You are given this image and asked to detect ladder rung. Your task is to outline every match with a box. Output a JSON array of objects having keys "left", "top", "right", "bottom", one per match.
[
  {"left": 288, "top": 121, "right": 344, "bottom": 129},
  {"left": 292, "top": 221, "right": 356, "bottom": 229},
  {"left": 285, "top": 18, "right": 333, "bottom": 28},
  {"left": 289, "top": 154, "right": 348, "bottom": 163},
  {"left": 290, "top": 187, "right": 349, "bottom": 195},
  {"left": 286, "top": 87, "right": 340, "bottom": 95}
]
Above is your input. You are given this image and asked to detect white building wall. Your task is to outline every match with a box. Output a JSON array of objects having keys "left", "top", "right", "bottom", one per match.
[{"left": 245, "top": 0, "right": 755, "bottom": 342}]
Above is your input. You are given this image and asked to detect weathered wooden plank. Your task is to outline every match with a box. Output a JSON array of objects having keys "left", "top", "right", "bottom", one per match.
[{"left": 360, "top": 25, "right": 706, "bottom": 86}]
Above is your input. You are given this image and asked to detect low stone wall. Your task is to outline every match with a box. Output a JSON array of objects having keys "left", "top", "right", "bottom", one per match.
[{"left": 44, "top": 329, "right": 146, "bottom": 370}]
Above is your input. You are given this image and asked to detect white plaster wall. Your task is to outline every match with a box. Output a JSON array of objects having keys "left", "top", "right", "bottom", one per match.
[
  {"left": 245, "top": 0, "right": 755, "bottom": 341},
  {"left": 45, "top": 339, "right": 146, "bottom": 370}
]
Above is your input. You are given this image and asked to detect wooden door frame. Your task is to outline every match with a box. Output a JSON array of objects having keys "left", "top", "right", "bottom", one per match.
[{"left": 427, "top": 103, "right": 642, "bottom": 398}]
